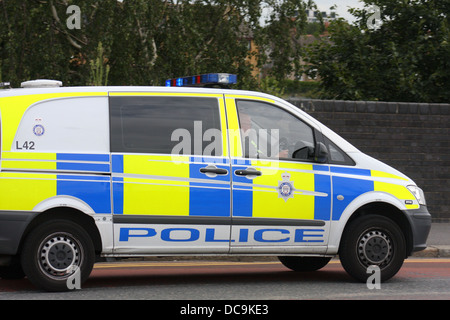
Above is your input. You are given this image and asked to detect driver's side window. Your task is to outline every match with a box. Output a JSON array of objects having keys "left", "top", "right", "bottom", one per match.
[{"left": 236, "top": 100, "right": 315, "bottom": 161}]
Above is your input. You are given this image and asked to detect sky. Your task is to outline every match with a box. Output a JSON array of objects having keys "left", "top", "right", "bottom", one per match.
[{"left": 313, "top": 0, "right": 365, "bottom": 22}]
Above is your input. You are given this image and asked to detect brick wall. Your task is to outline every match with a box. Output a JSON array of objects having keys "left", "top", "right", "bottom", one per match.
[{"left": 289, "top": 99, "right": 450, "bottom": 221}]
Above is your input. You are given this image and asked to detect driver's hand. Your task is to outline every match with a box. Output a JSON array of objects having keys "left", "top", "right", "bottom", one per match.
[{"left": 278, "top": 149, "right": 289, "bottom": 158}]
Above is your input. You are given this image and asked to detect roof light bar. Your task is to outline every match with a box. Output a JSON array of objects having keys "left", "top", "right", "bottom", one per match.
[
  {"left": 21, "top": 79, "right": 63, "bottom": 88},
  {"left": 165, "top": 73, "right": 237, "bottom": 88}
]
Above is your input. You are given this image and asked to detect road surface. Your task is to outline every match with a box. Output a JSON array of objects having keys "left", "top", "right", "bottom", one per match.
[{"left": 1, "top": 258, "right": 449, "bottom": 301}]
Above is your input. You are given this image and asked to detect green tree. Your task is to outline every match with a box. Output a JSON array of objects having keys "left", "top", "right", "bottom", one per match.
[
  {"left": 302, "top": 0, "right": 450, "bottom": 102},
  {"left": 89, "top": 42, "right": 110, "bottom": 86},
  {"left": 0, "top": 0, "right": 118, "bottom": 86},
  {"left": 259, "top": 0, "right": 310, "bottom": 83},
  {"left": 0, "top": 0, "right": 314, "bottom": 89}
]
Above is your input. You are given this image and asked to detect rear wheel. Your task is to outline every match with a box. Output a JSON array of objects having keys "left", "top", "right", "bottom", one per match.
[
  {"left": 21, "top": 219, "right": 95, "bottom": 292},
  {"left": 339, "top": 215, "right": 406, "bottom": 282},
  {"left": 278, "top": 256, "right": 331, "bottom": 272}
]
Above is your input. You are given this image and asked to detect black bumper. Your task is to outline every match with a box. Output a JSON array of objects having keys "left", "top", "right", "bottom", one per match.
[
  {"left": 404, "top": 206, "right": 432, "bottom": 253},
  {"left": 0, "top": 211, "right": 35, "bottom": 255}
]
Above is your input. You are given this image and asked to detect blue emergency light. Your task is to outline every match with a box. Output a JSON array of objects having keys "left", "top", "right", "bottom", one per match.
[{"left": 165, "top": 73, "right": 237, "bottom": 87}]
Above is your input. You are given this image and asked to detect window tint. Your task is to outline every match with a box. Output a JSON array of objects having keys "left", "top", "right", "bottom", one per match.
[
  {"left": 236, "top": 100, "right": 315, "bottom": 161},
  {"left": 110, "top": 96, "right": 222, "bottom": 156}
]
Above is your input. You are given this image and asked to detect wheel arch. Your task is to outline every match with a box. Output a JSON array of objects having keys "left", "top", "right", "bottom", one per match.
[
  {"left": 339, "top": 202, "right": 413, "bottom": 257},
  {"left": 20, "top": 207, "right": 103, "bottom": 256}
]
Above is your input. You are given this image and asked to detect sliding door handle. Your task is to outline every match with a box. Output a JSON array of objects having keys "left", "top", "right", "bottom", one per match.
[
  {"left": 200, "top": 167, "right": 229, "bottom": 175},
  {"left": 199, "top": 165, "right": 228, "bottom": 178}
]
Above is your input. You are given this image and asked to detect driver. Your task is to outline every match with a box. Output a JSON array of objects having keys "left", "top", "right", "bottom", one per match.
[{"left": 240, "top": 112, "right": 288, "bottom": 159}]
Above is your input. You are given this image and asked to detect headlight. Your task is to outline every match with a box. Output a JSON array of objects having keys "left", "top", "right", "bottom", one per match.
[{"left": 407, "top": 185, "right": 427, "bottom": 206}]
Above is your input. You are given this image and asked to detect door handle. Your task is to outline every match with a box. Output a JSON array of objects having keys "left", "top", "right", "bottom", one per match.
[
  {"left": 234, "top": 168, "right": 262, "bottom": 176},
  {"left": 200, "top": 167, "right": 229, "bottom": 175},
  {"left": 199, "top": 165, "right": 228, "bottom": 178}
]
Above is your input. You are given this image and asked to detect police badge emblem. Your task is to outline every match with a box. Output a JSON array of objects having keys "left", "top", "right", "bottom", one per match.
[
  {"left": 278, "top": 172, "right": 295, "bottom": 202},
  {"left": 33, "top": 124, "right": 45, "bottom": 136}
]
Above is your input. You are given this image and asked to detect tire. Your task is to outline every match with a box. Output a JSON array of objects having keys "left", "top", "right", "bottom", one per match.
[
  {"left": 339, "top": 215, "right": 406, "bottom": 283},
  {"left": 278, "top": 256, "right": 331, "bottom": 272},
  {"left": 21, "top": 219, "right": 95, "bottom": 292}
]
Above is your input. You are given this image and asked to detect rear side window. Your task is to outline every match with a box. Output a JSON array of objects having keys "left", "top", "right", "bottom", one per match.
[{"left": 109, "top": 96, "right": 222, "bottom": 156}]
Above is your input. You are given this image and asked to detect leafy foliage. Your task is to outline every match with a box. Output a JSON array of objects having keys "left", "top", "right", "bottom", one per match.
[
  {"left": 0, "top": 0, "right": 311, "bottom": 89},
  {"left": 303, "top": 0, "right": 450, "bottom": 102}
]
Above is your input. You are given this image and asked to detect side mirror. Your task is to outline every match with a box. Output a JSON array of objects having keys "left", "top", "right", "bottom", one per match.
[{"left": 315, "top": 142, "right": 328, "bottom": 163}]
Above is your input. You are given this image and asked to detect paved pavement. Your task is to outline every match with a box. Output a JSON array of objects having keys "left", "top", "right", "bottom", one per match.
[{"left": 413, "top": 223, "right": 450, "bottom": 258}]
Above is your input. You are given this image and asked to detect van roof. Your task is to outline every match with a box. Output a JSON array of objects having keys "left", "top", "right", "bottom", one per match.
[
  {"left": 0, "top": 84, "right": 360, "bottom": 154},
  {"left": 0, "top": 85, "right": 276, "bottom": 100}
]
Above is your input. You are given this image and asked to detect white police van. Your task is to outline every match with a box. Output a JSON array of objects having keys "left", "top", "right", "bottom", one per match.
[{"left": 0, "top": 75, "right": 431, "bottom": 291}]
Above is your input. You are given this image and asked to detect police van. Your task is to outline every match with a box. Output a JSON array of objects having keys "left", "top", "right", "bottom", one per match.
[{"left": 0, "top": 75, "right": 431, "bottom": 291}]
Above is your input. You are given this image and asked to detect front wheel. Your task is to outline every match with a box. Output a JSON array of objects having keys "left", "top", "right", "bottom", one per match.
[
  {"left": 21, "top": 219, "right": 95, "bottom": 292},
  {"left": 339, "top": 215, "right": 406, "bottom": 283}
]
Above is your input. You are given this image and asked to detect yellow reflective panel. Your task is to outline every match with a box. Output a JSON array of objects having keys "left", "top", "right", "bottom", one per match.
[
  {"left": 225, "top": 94, "right": 275, "bottom": 104},
  {"left": 0, "top": 172, "right": 57, "bottom": 211},
  {"left": 251, "top": 161, "right": 316, "bottom": 220},
  {"left": 224, "top": 97, "right": 242, "bottom": 158},
  {"left": 109, "top": 92, "right": 223, "bottom": 97},
  {"left": 122, "top": 154, "right": 190, "bottom": 216},
  {"left": 371, "top": 170, "right": 408, "bottom": 181},
  {"left": 374, "top": 181, "right": 419, "bottom": 209},
  {"left": 1, "top": 152, "right": 57, "bottom": 171}
]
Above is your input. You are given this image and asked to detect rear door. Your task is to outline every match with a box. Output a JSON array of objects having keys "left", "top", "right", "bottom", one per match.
[{"left": 109, "top": 92, "right": 231, "bottom": 254}]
